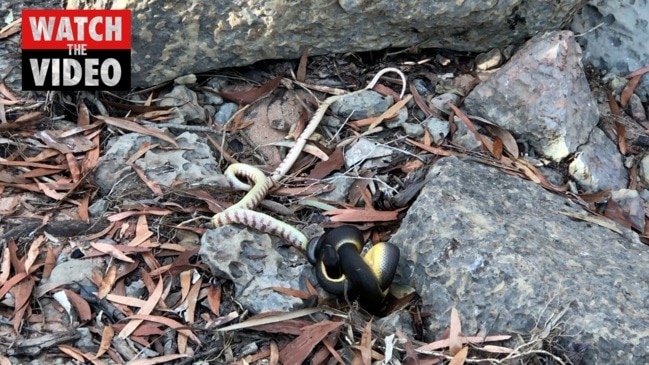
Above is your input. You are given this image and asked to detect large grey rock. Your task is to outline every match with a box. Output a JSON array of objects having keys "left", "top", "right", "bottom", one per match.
[
  {"left": 391, "top": 156, "right": 649, "bottom": 364},
  {"left": 464, "top": 31, "right": 599, "bottom": 162},
  {"left": 571, "top": 0, "right": 649, "bottom": 100},
  {"left": 56, "top": 0, "right": 587, "bottom": 87}
]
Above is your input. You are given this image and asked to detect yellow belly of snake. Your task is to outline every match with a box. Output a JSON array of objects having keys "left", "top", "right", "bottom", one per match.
[{"left": 208, "top": 68, "right": 406, "bottom": 311}]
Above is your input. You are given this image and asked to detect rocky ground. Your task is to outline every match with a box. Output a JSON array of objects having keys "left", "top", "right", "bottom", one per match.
[{"left": 1, "top": 4, "right": 649, "bottom": 365}]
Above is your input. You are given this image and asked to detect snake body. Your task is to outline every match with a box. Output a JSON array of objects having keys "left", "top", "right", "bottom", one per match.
[{"left": 209, "top": 68, "right": 406, "bottom": 310}]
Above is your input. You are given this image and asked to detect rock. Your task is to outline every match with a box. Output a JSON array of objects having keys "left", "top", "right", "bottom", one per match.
[
  {"left": 629, "top": 94, "right": 647, "bottom": 122},
  {"left": 95, "top": 132, "right": 228, "bottom": 197},
  {"left": 412, "top": 79, "right": 432, "bottom": 97},
  {"left": 344, "top": 137, "right": 394, "bottom": 169},
  {"left": 610, "top": 189, "right": 645, "bottom": 231},
  {"left": 475, "top": 48, "right": 503, "bottom": 71},
  {"left": 452, "top": 116, "right": 482, "bottom": 151},
  {"left": 38, "top": 259, "right": 103, "bottom": 296},
  {"left": 391, "top": 156, "right": 649, "bottom": 363},
  {"left": 214, "top": 102, "right": 239, "bottom": 125},
  {"left": 134, "top": 132, "right": 228, "bottom": 188},
  {"left": 200, "top": 226, "right": 309, "bottom": 313},
  {"left": 424, "top": 117, "right": 450, "bottom": 144},
  {"left": 158, "top": 85, "right": 205, "bottom": 123},
  {"left": 317, "top": 172, "right": 354, "bottom": 203},
  {"left": 330, "top": 90, "right": 391, "bottom": 121},
  {"left": 464, "top": 31, "right": 599, "bottom": 162},
  {"left": 386, "top": 109, "right": 423, "bottom": 138},
  {"left": 173, "top": 74, "right": 197, "bottom": 85},
  {"left": 429, "top": 93, "right": 460, "bottom": 115},
  {"left": 46, "top": 0, "right": 585, "bottom": 88},
  {"left": 88, "top": 198, "right": 109, "bottom": 218},
  {"left": 571, "top": 1, "right": 649, "bottom": 100},
  {"left": 568, "top": 128, "right": 628, "bottom": 192},
  {"left": 639, "top": 154, "right": 649, "bottom": 186}
]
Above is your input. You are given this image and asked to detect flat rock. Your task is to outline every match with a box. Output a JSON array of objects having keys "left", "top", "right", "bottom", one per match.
[
  {"left": 391, "top": 156, "right": 649, "bottom": 364},
  {"left": 200, "top": 225, "right": 310, "bottom": 313},
  {"left": 464, "top": 31, "right": 599, "bottom": 161}
]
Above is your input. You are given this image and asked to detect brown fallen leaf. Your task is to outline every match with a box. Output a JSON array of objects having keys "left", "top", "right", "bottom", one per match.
[
  {"left": 360, "top": 319, "right": 373, "bottom": 365},
  {"left": 296, "top": 49, "right": 308, "bottom": 83},
  {"left": 95, "top": 115, "right": 178, "bottom": 147},
  {"left": 449, "top": 347, "right": 468, "bottom": 365},
  {"left": 207, "top": 282, "right": 222, "bottom": 316},
  {"left": 97, "top": 265, "right": 118, "bottom": 299},
  {"left": 219, "top": 76, "right": 282, "bottom": 105},
  {"left": 604, "top": 198, "right": 636, "bottom": 230},
  {"left": 323, "top": 208, "right": 399, "bottom": 222},
  {"left": 63, "top": 289, "right": 92, "bottom": 321},
  {"left": 272, "top": 286, "right": 312, "bottom": 300},
  {"left": 125, "top": 313, "right": 201, "bottom": 345},
  {"left": 90, "top": 242, "right": 135, "bottom": 263},
  {"left": 416, "top": 334, "right": 512, "bottom": 353},
  {"left": 620, "top": 74, "right": 643, "bottom": 106},
  {"left": 279, "top": 321, "right": 343, "bottom": 364},
  {"left": 448, "top": 307, "right": 463, "bottom": 355},
  {"left": 118, "top": 279, "right": 164, "bottom": 339}
]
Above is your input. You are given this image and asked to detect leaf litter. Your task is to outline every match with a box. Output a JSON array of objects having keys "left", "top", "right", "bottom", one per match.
[{"left": 1, "top": 49, "right": 646, "bottom": 365}]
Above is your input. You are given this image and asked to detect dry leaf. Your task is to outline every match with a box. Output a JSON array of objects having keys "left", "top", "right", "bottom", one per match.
[
  {"left": 219, "top": 76, "right": 282, "bottom": 105},
  {"left": 96, "top": 115, "right": 178, "bottom": 147},
  {"left": 118, "top": 279, "right": 164, "bottom": 339},
  {"left": 124, "top": 313, "right": 201, "bottom": 345},
  {"left": 97, "top": 265, "right": 118, "bottom": 299},
  {"left": 23, "top": 236, "right": 45, "bottom": 273},
  {"left": 207, "top": 282, "right": 222, "bottom": 316},
  {"left": 449, "top": 347, "right": 468, "bottom": 365},
  {"left": 64, "top": 289, "right": 92, "bottom": 321},
  {"left": 449, "top": 308, "right": 463, "bottom": 355},
  {"left": 296, "top": 49, "right": 308, "bottom": 83},
  {"left": 279, "top": 321, "right": 343, "bottom": 364},
  {"left": 323, "top": 208, "right": 399, "bottom": 222},
  {"left": 360, "top": 319, "right": 373, "bottom": 365},
  {"left": 620, "top": 74, "right": 643, "bottom": 106},
  {"left": 90, "top": 242, "right": 134, "bottom": 263}
]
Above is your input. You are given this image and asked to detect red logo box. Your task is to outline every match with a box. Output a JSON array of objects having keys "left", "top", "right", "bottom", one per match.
[{"left": 22, "top": 9, "right": 131, "bottom": 90}]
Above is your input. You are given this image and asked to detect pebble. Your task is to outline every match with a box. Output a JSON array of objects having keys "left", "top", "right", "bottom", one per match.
[
  {"left": 214, "top": 102, "right": 239, "bottom": 125},
  {"left": 629, "top": 94, "right": 646, "bottom": 121},
  {"left": 424, "top": 117, "right": 450, "bottom": 144},
  {"left": 475, "top": 48, "right": 503, "bottom": 70},
  {"left": 429, "top": 92, "right": 460, "bottom": 115}
]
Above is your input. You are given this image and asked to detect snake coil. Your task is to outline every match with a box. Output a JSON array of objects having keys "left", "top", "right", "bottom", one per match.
[{"left": 307, "top": 225, "right": 400, "bottom": 313}]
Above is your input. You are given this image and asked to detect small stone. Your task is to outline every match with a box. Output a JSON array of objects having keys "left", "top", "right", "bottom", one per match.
[
  {"left": 318, "top": 173, "right": 354, "bottom": 203},
  {"left": 330, "top": 90, "right": 392, "bottom": 121},
  {"left": 568, "top": 128, "right": 628, "bottom": 192},
  {"left": 214, "top": 103, "right": 239, "bottom": 125},
  {"left": 610, "top": 189, "right": 645, "bottom": 231},
  {"left": 604, "top": 74, "right": 628, "bottom": 94},
  {"left": 158, "top": 85, "right": 205, "bottom": 123},
  {"left": 452, "top": 116, "right": 481, "bottom": 151},
  {"left": 174, "top": 74, "right": 197, "bottom": 85},
  {"left": 412, "top": 79, "right": 431, "bottom": 96},
  {"left": 429, "top": 93, "right": 460, "bottom": 115},
  {"left": 638, "top": 154, "right": 649, "bottom": 185},
  {"left": 203, "top": 92, "right": 224, "bottom": 106},
  {"left": 425, "top": 117, "right": 450, "bottom": 144},
  {"left": 475, "top": 48, "right": 503, "bottom": 70},
  {"left": 629, "top": 94, "right": 647, "bottom": 122},
  {"left": 344, "top": 137, "right": 394, "bottom": 169},
  {"left": 88, "top": 198, "right": 109, "bottom": 218}
]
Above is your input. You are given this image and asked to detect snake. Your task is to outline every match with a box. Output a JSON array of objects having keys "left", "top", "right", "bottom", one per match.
[{"left": 209, "top": 67, "right": 406, "bottom": 311}]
